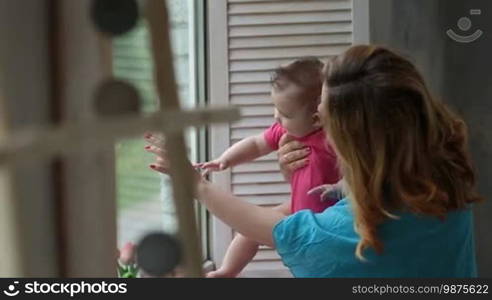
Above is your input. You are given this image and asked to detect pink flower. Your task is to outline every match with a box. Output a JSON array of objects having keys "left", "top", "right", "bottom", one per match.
[{"left": 119, "top": 242, "right": 136, "bottom": 265}]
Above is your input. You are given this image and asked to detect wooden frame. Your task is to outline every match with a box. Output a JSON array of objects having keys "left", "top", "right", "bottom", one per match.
[
  {"left": 0, "top": 83, "right": 23, "bottom": 276},
  {"left": 0, "top": 0, "right": 58, "bottom": 277},
  {"left": 52, "top": 0, "right": 116, "bottom": 277}
]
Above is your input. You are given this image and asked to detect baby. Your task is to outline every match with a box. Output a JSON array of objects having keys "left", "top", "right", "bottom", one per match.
[{"left": 200, "top": 58, "right": 342, "bottom": 278}]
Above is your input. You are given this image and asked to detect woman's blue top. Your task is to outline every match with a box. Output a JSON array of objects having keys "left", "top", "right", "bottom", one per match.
[{"left": 273, "top": 198, "right": 476, "bottom": 277}]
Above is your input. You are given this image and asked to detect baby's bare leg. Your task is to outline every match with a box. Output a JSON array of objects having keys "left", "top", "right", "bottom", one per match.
[
  {"left": 207, "top": 201, "right": 291, "bottom": 278},
  {"left": 207, "top": 234, "right": 259, "bottom": 278}
]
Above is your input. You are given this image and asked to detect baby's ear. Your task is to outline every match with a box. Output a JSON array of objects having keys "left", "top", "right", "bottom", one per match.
[{"left": 312, "top": 112, "right": 322, "bottom": 127}]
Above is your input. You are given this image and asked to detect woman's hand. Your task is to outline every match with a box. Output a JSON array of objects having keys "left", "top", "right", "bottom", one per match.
[
  {"left": 144, "top": 132, "right": 169, "bottom": 173},
  {"left": 277, "top": 134, "right": 311, "bottom": 181},
  {"left": 144, "top": 132, "right": 205, "bottom": 186},
  {"left": 144, "top": 132, "right": 284, "bottom": 248}
]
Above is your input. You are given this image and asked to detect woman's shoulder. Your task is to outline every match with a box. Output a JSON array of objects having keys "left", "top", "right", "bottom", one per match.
[
  {"left": 280, "top": 198, "right": 353, "bottom": 229},
  {"left": 273, "top": 199, "right": 475, "bottom": 255}
]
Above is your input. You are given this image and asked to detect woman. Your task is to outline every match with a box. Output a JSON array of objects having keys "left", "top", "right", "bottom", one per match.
[{"left": 145, "top": 45, "right": 482, "bottom": 277}]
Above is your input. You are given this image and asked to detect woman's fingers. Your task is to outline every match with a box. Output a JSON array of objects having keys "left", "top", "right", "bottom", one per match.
[
  {"left": 278, "top": 135, "right": 310, "bottom": 167},
  {"left": 279, "top": 149, "right": 310, "bottom": 170},
  {"left": 278, "top": 139, "right": 305, "bottom": 157},
  {"left": 144, "top": 145, "right": 166, "bottom": 157},
  {"left": 280, "top": 148, "right": 310, "bottom": 165},
  {"left": 149, "top": 162, "right": 168, "bottom": 173},
  {"left": 145, "top": 133, "right": 168, "bottom": 174},
  {"left": 147, "top": 147, "right": 170, "bottom": 173},
  {"left": 277, "top": 134, "right": 310, "bottom": 180},
  {"left": 287, "top": 157, "right": 309, "bottom": 172},
  {"left": 144, "top": 132, "right": 165, "bottom": 148},
  {"left": 278, "top": 133, "right": 297, "bottom": 148}
]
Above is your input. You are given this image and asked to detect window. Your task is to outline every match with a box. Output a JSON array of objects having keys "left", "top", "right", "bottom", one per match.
[{"left": 112, "top": 0, "right": 207, "bottom": 259}]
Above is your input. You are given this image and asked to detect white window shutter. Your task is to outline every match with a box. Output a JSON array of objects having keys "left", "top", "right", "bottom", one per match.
[{"left": 208, "top": 0, "right": 356, "bottom": 277}]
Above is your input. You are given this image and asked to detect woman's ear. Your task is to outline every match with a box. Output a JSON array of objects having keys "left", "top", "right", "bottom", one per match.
[{"left": 312, "top": 111, "right": 322, "bottom": 127}]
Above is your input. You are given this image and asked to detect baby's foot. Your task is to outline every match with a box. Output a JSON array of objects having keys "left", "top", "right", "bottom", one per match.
[{"left": 206, "top": 268, "right": 238, "bottom": 278}]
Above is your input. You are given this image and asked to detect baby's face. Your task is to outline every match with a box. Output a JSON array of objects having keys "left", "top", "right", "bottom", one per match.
[{"left": 271, "top": 83, "right": 319, "bottom": 137}]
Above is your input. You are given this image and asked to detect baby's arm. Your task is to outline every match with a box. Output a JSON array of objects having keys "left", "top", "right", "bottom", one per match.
[{"left": 198, "top": 134, "right": 272, "bottom": 172}]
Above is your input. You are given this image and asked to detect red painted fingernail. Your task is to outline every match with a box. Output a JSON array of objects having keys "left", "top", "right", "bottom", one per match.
[
  {"left": 145, "top": 146, "right": 151, "bottom": 150},
  {"left": 149, "top": 164, "right": 156, "bottom": 169}
]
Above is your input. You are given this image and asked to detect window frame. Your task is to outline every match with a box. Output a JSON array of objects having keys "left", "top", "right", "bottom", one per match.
[
  {"left": 188, "top": 0, "right": 210, "bottom": 262},
  {"left": 205, "top": 0, "right": 233, "bottom": 267}
]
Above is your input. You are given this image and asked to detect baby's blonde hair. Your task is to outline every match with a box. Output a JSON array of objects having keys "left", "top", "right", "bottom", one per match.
[{"left": 271, "top": 57, "right": 324, "bottom": 111}]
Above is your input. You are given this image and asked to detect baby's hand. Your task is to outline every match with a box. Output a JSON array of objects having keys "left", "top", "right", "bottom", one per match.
[
  {"left": 308, "top": 182, "right": 344, "bottom": 202},
  {"left": 194, "top": 159, "right": 229, "bottom": 175}
]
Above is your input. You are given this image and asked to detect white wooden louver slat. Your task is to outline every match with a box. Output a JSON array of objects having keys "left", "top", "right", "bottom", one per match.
[
  {"left": 238, "top": 105, "right": 274, "bottom": 116},
  {"left": 230, "top": 44, "right": 348, "bottom": 60},
  {"left": 232, "top": 160, "right": 280, "bottom": 173},
  {"left": 230, "top": 56, "right": 335, "bottom": 72},
  {"left": 232, "top": 171, "right": 285, "bottom": 184},
  {"left": 231, "top": 94, "right": 272, "bottom": 105},
  {"left": 231, "top": 116, "right": 273, "bottom": 129},
  {"left": 229, "top": 33, "right": 352, "bottom": 49},
  {"left": 230, "top": 83, "right": 271, "bottom": 95},
  {"left": 230, "top": 70, "right": 272, "bottom": 84},
  {"left": 228, "top": 11, "right": 352, "bottom": 26},
  {"left": 229, "top": 22, "right": 352, "bottom": 38},
  {"left": 233, "top": 183, "right": 291, "bottom": 196},
  {"left": 228, "top": 0, "right": 351, "bottom": 14},
  {"left": 230, "top": 127, "right": 265, "bottom": 140},
  {"left": 240, "top": 194, "right": 290, "bottom": 206}
]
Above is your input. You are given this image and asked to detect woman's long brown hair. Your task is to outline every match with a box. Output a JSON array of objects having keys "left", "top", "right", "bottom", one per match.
[{"left": 323, "top": 45, "right": 483, "bottom": 259}]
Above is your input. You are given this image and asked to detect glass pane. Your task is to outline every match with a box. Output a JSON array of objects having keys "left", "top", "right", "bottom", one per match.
[{"left": 113, "top": 0, "right": 195, "bottom": 249}]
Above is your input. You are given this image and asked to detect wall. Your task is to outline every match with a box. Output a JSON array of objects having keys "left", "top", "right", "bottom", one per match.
[
  {"left": 440, "top": 0, "right": 492, "bottom": 277},
  {"left": 369, "top": 0, "right": 492, "bottom": 276}
]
